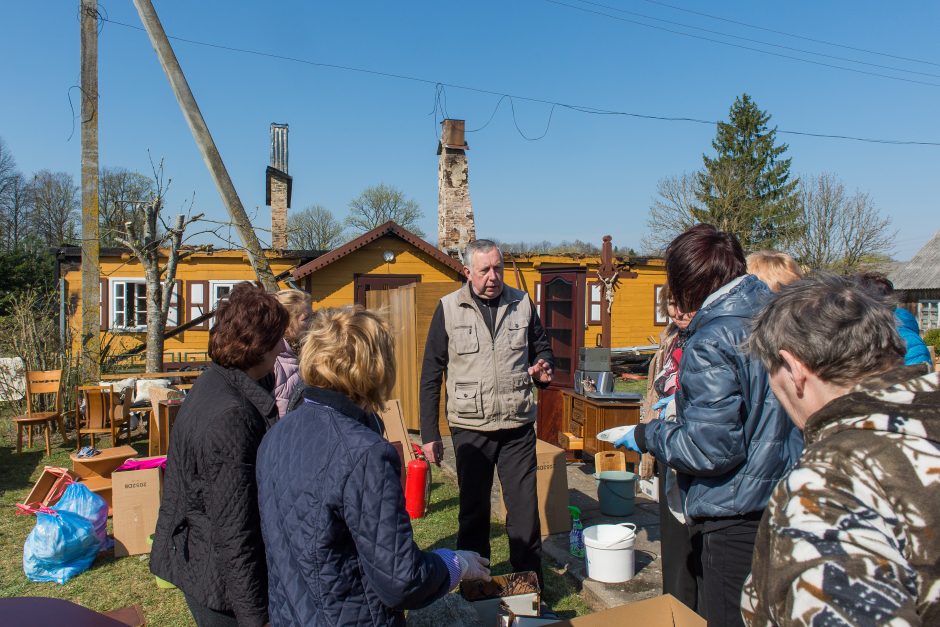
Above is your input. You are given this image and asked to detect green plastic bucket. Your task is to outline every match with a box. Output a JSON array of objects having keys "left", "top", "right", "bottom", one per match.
[
  {"left": 148, "top": 534, "right": 177, "bottom": 589},
  {"left": 597, "top": 471, "right": 636, "bottom": 516}
]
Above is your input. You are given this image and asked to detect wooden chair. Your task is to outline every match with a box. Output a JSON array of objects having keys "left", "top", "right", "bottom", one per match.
[
  {"left": 13, "top": 370, "right": 69, "bottom": 456},
  {"left": 75, "top": 385, "right": 131, "bottom": 450}
]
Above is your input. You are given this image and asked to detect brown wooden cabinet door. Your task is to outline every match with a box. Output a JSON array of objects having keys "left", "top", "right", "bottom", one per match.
[{"left": 538, "top": 270, "right": 585, "bottom": 388}]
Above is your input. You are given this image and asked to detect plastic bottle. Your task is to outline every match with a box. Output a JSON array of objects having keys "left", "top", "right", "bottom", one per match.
[{"left": 568, "top": 505, "right": 585, "bottom": 558}]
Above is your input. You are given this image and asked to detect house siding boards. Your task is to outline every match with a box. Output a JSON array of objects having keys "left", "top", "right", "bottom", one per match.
[
  {"left": 502, "top": 254, "right": 667, "bottom": 349},
  {"left": 300, "top": 235, "right": 462, "bottom": 309},
  {"left": 61, "top": 249, "right": 310, "bottom": 364},
  {"left": 889, "top": 230, "right": 940, "bottom": 332}
]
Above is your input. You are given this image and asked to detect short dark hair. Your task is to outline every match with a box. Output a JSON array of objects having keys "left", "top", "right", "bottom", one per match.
[
  {"left": 854, "top": 271, "right": 894, "bottom": 298},
  {"left": 749, "top": 273, "right": 904, "bottom": 386},
  {"left": 665, "top": 224, "right": 746, "bottom": 313},
  {"left": 209, "top": 282, "right": 289, "bottom": 370}
]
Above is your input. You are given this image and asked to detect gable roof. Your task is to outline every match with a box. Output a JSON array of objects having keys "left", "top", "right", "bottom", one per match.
[
  {"left": 292, "top": 221, "right": 464, "bottom": 280},
  {"left": 890, "top": 229, "right": 940, "bottom": 290}
]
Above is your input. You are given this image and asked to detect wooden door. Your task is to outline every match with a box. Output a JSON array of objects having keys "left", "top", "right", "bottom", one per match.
[
  {"left": 538, "top": 269, "right": 585, "bottom": 389},
  {"left": 355, "top": 274, "right": 420, "bottom": 306}
]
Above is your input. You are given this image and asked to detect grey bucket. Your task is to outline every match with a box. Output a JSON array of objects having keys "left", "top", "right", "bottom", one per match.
[{"left": 597, "top": 471, "right": 636, "bottom": 516}]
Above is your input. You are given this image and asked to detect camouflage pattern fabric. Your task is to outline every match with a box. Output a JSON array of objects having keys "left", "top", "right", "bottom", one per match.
[{"left": 742, "top": 366, "right": 940, "bottom": 626}]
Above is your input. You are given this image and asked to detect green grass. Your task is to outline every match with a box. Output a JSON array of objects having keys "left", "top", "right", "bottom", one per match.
[
  {"left": 413, "top": 472, "right": 591, "bottom": 619},
  {"left": 0, "top": 418, "right": 589, "bottom": 623},
  {"left": 615, "top": 377, "right": 648, "bottom": 395}
]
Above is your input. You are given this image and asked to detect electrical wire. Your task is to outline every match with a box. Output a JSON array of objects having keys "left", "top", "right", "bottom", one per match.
[
  {"left": 542, "top": 0, "right": 940, "bottom": 88},
  {"left": 98, "top": 16, "right": 940, "bottom": 147},
  {"left": 568, "top": 0, "right": 940, "bottom": 79},
  {"left": 635, "top": 0, "right": 940, "bottom": 68}
]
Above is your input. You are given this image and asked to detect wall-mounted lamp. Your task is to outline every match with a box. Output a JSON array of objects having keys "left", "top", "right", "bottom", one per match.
[{"left": 383, "top": 250, "right": 396, "bottom": 263}]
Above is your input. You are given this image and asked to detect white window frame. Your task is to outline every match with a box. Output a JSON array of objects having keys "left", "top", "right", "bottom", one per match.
[
  {"left": 109, "top": 277, "right": 148, "bottom": 331},
  {"left": 918, "top": 300, "right": 939, "bottom": 331},
  {"left": 208, "top": 280, "right": 249, "bottom": 326}
]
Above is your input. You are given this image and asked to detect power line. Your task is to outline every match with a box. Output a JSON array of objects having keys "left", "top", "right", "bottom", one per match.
[
  {"left": 636, "top": 0, "right": 940, "bottom": 68},
  {"left": 542, "top": 0, "right": 940, "bottom": 88},
  {"left": 568, "top": 0, "right": 940, "bottom": 79},
  {"left": 99, "top": 16, "right": 940, "bottom": 147}
]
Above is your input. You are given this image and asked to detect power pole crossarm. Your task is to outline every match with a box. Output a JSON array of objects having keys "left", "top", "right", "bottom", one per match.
[{"left": 132, "top": 0, "right": 277, "bottom": 291}]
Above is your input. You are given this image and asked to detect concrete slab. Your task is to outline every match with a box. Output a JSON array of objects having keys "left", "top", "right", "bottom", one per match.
[{"left": 422, "top": 435, "right": 664, "bottom": 611}]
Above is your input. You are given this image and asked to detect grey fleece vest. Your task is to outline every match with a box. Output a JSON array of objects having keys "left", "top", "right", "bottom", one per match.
[{"left": 441, "top": 284, "right": 536, "bottom": 431}]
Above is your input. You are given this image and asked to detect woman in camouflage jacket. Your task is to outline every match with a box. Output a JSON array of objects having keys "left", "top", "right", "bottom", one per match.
[{"left": 743, "top": 273, "right": 940, "bottom": 626}]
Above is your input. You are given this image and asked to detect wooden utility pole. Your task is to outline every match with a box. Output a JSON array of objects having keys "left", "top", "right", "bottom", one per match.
[
  {"left": 132, "top": 0, "right": 277, "bottom": 291},
  {"left": 80, "top": 0, "right": 101, "bottom": 380}
]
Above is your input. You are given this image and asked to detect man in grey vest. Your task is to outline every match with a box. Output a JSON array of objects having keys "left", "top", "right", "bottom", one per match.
[{"left": 420, "top": 239, "right": 554, "bottom": 584}]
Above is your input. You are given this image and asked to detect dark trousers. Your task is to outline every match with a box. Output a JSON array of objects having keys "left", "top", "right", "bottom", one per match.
[
  {"left": 657, "top": 463, "right": 698, "bottom": 611},
  {"left": 691, "top": 519, "right": 760, "bottom": 627},
  {"left": 451, "top": 423, "right": 542, "bottom": 583},
  {"left": 184, "top": 594, "right": 239, "bottom": 627}
]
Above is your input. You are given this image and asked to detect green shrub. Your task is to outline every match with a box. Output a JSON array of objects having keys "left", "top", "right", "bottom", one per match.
[{"left": 924, "top": 328, "right": 940, "bottom": 352}]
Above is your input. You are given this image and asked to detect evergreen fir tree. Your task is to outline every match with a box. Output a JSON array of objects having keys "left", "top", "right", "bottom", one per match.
[{"left": 695, "top": 94, "right": 801, "bottom": 250}]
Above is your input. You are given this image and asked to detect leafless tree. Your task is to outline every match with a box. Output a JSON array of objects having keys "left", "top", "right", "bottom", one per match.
[
  {"left": 288, "top": 204, "right": 346, "bottom": 250},
  {"left": 99, "top": 167, "right": 156, "bottom": 247},
  {"left": 791, "top": 173, "right": 895, "bottom": 273},
  {"left": 0, "top": 173, "right": 33, "bottom": 251},
  {"left": 641, "top": 172, "right": 702, "bottom": 254},
  {"left": 29, "top": 170, "right": 79, "bottom": 246},
  {"left": 346, "top": 183, "right": 424, "bottom": 237},
  {"left": 0, "top": 138, "right": 16, "bottom": 201},
  {"left": 112, "top": 161, "right": 205, "bottom": 371}
]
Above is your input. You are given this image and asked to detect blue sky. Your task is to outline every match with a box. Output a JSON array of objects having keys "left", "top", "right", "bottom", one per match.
[{"left": 2, "top": 1, "right": 938, "bottom": 258}]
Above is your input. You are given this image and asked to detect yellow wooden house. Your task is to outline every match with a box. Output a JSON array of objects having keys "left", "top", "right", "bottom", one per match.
[{"left": 57, "top": 246, "right": 321, "bottom": 365}]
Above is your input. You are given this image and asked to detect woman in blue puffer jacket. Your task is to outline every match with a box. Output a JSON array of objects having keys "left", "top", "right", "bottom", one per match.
[
  {"left": 619, "top": 224, "right": 801, "bottom": 627},
  {"left": 257, "top": 306, "right": 490, "bottom": 627}
]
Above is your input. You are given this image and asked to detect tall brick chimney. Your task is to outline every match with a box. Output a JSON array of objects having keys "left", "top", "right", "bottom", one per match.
[
  {"left": 437, "top": 119, "right": 476, "bottom": 258},
  {"left": 265, "top": 123, "right": 292, "bottom": 249}
]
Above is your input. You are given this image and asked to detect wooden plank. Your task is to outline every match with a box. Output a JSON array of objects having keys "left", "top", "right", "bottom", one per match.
[
  {"left": 379, "top": 399, "right": 416, "bottom": 464},
  {"left": 414, "top": 282, "right": 461, "bottom": 436}
]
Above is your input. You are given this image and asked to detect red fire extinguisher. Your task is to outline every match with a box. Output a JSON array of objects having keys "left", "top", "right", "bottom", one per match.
[{"left": 405, "top": 447, "right": 432, "bottom": 520}]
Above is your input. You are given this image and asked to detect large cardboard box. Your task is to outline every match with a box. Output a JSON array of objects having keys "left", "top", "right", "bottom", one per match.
[
  {"left": 556, "top": 594, "right": 704, "bottom": 626},
  {"left": 112, "top": 462, "right": 164, "bottom": 557},
  {"left": 495, "top": 439, "right": 570, "bottom": 537}
]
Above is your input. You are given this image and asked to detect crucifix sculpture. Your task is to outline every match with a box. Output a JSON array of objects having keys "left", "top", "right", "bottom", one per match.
[{"left": 597, "top": 235, "right": 637, "bottom": 348}]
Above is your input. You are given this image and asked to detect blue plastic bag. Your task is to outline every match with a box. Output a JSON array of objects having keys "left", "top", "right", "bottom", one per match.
[
  {"left": 55, "top": 482, "right": 111, "bottom": 551},
  {"left": 22, "top": 509, "right": 99, "bottom": 584}
]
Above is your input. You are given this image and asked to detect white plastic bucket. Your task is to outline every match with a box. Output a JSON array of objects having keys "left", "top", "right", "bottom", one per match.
[{"left": 583, "top": 523, "right": 636, "bottom": 583}]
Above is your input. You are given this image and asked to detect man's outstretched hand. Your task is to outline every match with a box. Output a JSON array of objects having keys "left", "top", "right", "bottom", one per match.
[
  {"left": 528, "top": 358, "right": 553, "bottom": 384},
  {"left": 422, "top": 440, "right": 444, "bottom": 466}
]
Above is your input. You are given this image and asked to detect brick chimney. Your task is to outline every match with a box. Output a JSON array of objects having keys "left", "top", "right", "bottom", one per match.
[
  {"left": 437, "top": 119, "right": 476, "bottom": 258},
  {"left": 265, "top": 123, "right": 292, "bottom": 249}
]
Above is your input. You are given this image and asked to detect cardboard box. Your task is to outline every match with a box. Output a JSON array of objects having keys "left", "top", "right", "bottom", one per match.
[
  {"left": 638, "top": 475, "right": 659, "bottom": 502},
  {"left": 112, "top": 461, "right": 164, "bottom": 557},
  {"left": 495, "top": 439, "right": 570, "bottom": 537},
  {"left": 554, "top": 594, "right": 704, "bottom": 626}
]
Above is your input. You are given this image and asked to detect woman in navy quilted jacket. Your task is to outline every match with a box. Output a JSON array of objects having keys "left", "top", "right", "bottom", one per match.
[{"left": 257, "top": 306, "right": 490, "bottom": 627}]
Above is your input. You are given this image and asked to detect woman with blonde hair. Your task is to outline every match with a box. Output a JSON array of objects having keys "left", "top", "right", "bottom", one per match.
[
  {"left": 746, "top": 250, "right": 803, "bottom": 292},
  {"left": 257, "top": 306, "right": 490, "bottom": 626},
  {"left": 272, "top": 289, "right": 313, "bottom": 417}
]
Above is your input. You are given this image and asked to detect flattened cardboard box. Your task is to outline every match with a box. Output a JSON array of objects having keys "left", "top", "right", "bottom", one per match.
[
  {"left": 112, "top": 463, "right": 163, "bottom": 557},
  {"left": 555, "top": 594, "right": 704, "bottom": 626},
  {"left": 495, "top": 439, "right": 570, "bottom": 537}
]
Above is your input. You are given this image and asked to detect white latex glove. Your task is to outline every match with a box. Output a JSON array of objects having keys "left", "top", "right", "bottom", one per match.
[{"left": 455, "top": 550, "right": 492, "bottom": 582}]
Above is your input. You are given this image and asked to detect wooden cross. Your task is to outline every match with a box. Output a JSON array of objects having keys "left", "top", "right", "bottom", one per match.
[{"left": 597, "top": 235, "right": 637, "bottom": 348}]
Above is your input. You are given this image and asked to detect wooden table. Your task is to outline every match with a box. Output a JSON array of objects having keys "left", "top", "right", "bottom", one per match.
[
  {"left": 69, "top": 445, "right": 138, "bottom": 514},
  {"left": 560, "top": 389, "right": 641, "bottom": 465},
  {"left": 148, "top": 399, "right": 181, "bottom": 456}
]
